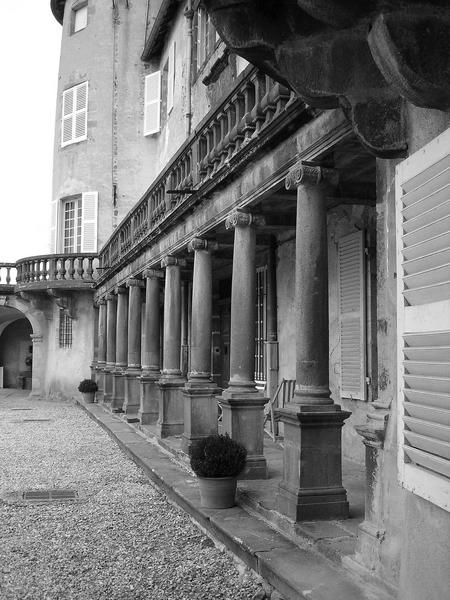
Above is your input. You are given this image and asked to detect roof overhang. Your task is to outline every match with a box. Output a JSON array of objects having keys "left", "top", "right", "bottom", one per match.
[
  {"left": 141, "top": 0, "right": 180, "bottom": 61},
  {"left": 50, "top": 0, "right": 66, "bottom": 25}
]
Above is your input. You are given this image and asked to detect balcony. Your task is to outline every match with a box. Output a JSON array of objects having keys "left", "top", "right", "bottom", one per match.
[
  {"left": 0, "top": 254, "right": 99, "bottom": 295},
  {"left": 98, "top": 68, "right": 309, "bottom": 282}
]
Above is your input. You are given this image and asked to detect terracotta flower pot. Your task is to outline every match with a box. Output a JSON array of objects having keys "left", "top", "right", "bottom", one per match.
[
  {"left": 198, "top": 476, "right": 237, "bottom": 509},
  {"left": 82, "top": 391, "right": 95, "bottom": 404}
]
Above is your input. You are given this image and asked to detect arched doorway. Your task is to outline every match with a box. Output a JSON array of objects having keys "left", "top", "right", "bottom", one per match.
[{"left": 0, "top": 307, "right": 33, "bottom": 389}]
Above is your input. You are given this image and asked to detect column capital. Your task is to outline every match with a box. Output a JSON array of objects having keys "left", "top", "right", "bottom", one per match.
[
  {"left": 105, "top": 292, "right": 117, "bottom": 302},
  {"left": 126, "top": 278, "right": 144, "bottom": 288},
  {"left": 188, "top": 238, "right": 219, "bottom": 253},
  {"left": 142, "top": 268, "right": 164, "bottom": 279},
  {"left": 115, "top": 285, "right": 128, "bottom": 295},
  {"left": 161, "top": 255, "right": 186, "bottom": 269},
  {"left": 225, "top": 210, "right": 265, "bottom": 230},
  {"left": 97, "top": 298, "right": 107, "bottom": 305},
  {"left": 285, "top": 162, "right": 338, "bottom": 191}
]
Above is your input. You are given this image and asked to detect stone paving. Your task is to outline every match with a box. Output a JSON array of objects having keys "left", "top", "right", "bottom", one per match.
[{"left": 0, "top": 390, "right": 262, "bottom": 600}]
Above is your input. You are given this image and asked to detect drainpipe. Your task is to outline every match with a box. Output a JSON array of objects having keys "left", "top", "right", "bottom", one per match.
[{"left": 184, "top": 0, "right": 194, "bottom": 137}]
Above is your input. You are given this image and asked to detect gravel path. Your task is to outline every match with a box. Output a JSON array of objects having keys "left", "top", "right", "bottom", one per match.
[{"left": 0, "top": 392, "right": 262, "bottom": 600}]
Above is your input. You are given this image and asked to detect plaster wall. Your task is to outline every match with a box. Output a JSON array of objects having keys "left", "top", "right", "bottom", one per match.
[{"left": 44, "top": 292, "right": 95, "bottom": 400}]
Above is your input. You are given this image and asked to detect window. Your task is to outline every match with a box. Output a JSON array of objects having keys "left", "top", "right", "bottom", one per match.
[
  {"left": 59, "top": 310, "right": 73, "bottom": 348},
  {"left": 63, "top": 197, "right": 82, "bottom": 253},
  {"left": 61, "top": 81, "right": 88, "bottom": 147},
  {"left": 50, "top": 192, "right": 98, "bottom": 253},
  {"left": 255, "top": 266, "right": 267, "bottom": 384},
  {"left": 73, "top": 4, "right": 88, "bottom": 33},
  {"left": 338, "top": 230, "right": 367, "bottom": 400},
  {"left": 193, "top": 7, "right": 218, "bottom": 74},
  {"left": 396, "top": 126, "right": 450, "bottom": 512},
  {"left": 144, "top": 72, "right": 161, "bottom": 135}
]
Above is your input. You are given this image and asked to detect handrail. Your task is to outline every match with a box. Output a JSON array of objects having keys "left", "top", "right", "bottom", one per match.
[{"left": 99, "top": 67, "right": 302, "bottom": 278}]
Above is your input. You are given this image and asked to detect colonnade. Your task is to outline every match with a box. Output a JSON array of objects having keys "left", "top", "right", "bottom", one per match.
[{"left": 92, "top": 161, "right": 349, "bottom": 520}]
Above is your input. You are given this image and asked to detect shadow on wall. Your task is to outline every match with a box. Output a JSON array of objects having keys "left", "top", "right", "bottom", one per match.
[{"left": 0, "top": 319, "right": 33, "bottom": 389}]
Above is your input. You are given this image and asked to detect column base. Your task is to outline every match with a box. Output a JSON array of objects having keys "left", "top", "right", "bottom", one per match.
[
  {"left": 138, "top": 371, "right": 160, "bottom": 425},
  {"left": 103, "top": 366, "right": 114, "bottom": 403},
  {"left": 277, "top": 402, "right": 351, "bottom": 521},
  {"left": 111, "top": 368, "right": 126, "bottom": 412},
  {"left": 218, "top": 389, "right": 268, "bottom": 480},
  {"left": 156, "top": 377, "right": 186, "bottom": 438},
  {"left": 123, "top": 368, "right": 142, "bottom": 421},
  {"left": 95, "top": 365, "right": 106, "bottom": 402},
  {"left": 181, "top": 381, "right": 220, "bottom": 455}
]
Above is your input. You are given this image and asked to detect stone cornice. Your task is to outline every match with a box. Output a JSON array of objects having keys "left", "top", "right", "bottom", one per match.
[{"left": 285, "top": 163, "right": 338, "bottom": 191}]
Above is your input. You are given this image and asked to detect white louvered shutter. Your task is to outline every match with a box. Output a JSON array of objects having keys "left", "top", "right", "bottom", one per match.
[
  {"left": 396, "top": 126, "right": 450, "bottom": 512},
  {"left": 167, "top": 42, "right": 175, "bottom": 115},
  {"left": 61, "top": 82, "right": 88, "bottom": 147},
  {"left": 50, "top": 199, "right": 59, "bottom": 252},
  {"left": 81, "top": 192, "right": 98, "bottom": 252},
  {"left": 338, "top": 230, "right": 366, "bottom": 400},
  {"left": 144, "top": 72, "right": 161, "bottom": 135}
]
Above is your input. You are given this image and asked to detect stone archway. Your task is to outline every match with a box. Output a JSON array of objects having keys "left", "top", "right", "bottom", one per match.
[
  {"left": 0, "top": 295, "right": 48, "bottom": 397},
  {"left": 0, "top": 314, "right": 33, "bottom": 388}
]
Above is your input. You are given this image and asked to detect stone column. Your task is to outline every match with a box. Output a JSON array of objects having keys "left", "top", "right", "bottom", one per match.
[
  {"left": 182, "top": 239, "right": 219, "bottom": 453},
  {"left": 103, "top": 292, "right": 117, "bottom": 403},
  {"left": 139, "top": 269, "right": 163, "bottom": 424},
  {"left": 219, "top": 210, "right": 268, "bottom": 479},
  {"left": 265, "top": 237, "right": 279, "bottom": 401},
  {"left": 111, "top": 286, "right": 128, "bottom": 413},
  {"left": 96, "top": 298, "right": 107, "bottom": 401},
  {"left": 123, "top": 278, "right": 143, "bottom": 420},
  {"left": 180, "top": 280, "right": 189, "bottom": 376},
  {"left": 277, "top": 162, "right": 350, "bottom": 521},
  {"left": 30, "top": 333, "right": 44, "bottom": 397},
  {"left": 157, "top": 256, "right": 186, "bottom": 437},
  {"left": 90, "top": 303, "right": 99, "bottom": 381}
]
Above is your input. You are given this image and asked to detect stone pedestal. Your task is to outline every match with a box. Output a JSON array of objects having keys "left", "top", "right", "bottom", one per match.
[
  {"left": 124, "top": 369, "right": 141, "bottom": 421},
  {"left": 278, "top": 405, "right": 350, "bottom": 520},
  {"left": 219, "top": 211, "right": 268, "bottom": 479},
  {"left": 277, "top": 163, "right": 350, "bottom": 520},
  {"left": 156, "top": 378, "right": 185, "bottom": 437},
  {"left": 111, "top": 368, "right": 126, "bottom": 412},
  {"left": 139, "top": 372, "right": 160, "bottom": 424},
  {"left": 103, "top": 367, "right": 114, "bottom": 404}
]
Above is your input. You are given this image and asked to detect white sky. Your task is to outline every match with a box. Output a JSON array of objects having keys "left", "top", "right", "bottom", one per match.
[{"left": 0, "top": 3, "right": 61, "bottom": 262}]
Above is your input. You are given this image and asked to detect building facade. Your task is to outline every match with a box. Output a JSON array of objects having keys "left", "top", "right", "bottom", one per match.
[{"left": 0, "top": 1, "right": 449, "bottom": 598}]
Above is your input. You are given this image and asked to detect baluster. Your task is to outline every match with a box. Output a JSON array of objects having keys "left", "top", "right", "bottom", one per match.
[
  {"left": 250, "top": 71, "right": 266, "bottom": 137},
  {"left": 68, "top": 257, "right": 76, "bottom": 279},
  {"left": 86, "top": 257, "right": 94, "bottom": 280},
  {"left": 76, "top": 256, "right": 84, "bottom": 279},
  {"left": 58, "top": 257, "right": 66, "bottom": 280},
  {"left": 41, "top": 259, "right": 48, "bottom": 281},
  {"left": 234, "top": 92, "right": 246, "bottom": 153},
  {"left": 50, "top": 257, "right": 58, "bottom": 281},
  {"left": 6, "top": 267, "right": 11, "bottom": 285}
]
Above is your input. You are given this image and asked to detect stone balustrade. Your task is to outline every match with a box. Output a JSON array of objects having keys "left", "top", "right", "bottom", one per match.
[
  {"left": 0, "top": 263, "right": 17, "bottom": 289},
  {"left": 14, "top": 253, "right": 99, "bottom": 290},
  {"left": 98, "top": 67, "right": 302, "bottom": 279}
]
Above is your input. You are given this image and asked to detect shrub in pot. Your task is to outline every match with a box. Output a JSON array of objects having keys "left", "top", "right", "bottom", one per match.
[
  {"left": 78, "top": 379, "right": 98, "bottom": 403},
  {"left": 189, "top": 434, "right": 247, "bottom": 509}
]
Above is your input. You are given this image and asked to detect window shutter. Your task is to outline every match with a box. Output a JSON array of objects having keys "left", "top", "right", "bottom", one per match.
[
  {"left": 81, "top": 192, "right": 98, "bottom": 252},
  {"left": 397, "top": 126, "right": 450, "bottom": 512},
  {"left": 338, "top": 230, "right": 366, "bottom": 400},
  {"left": 144, "top": 72, "right": 161, "bottom": 135},
  {"left": 167, "top": 42, "right": 175, "bottom": 115},
  {"left": 61, "top": 82, "right": 88, "bottom": 147},
  {"left": 50, "top": 199, "right": 59, "bottom": 253}
]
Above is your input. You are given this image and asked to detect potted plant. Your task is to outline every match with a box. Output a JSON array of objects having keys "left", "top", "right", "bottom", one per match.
[
  {"left": 78, "top": 379, "right": 98, "bottom": 404},
  {"left": 189, "top": 433, "right": 247, "bottom": 509}
]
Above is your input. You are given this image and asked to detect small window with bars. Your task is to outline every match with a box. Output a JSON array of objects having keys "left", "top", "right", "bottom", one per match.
[
  {"left": 59, "top": 310, "right": 73, "bottom": 348},
  {"left": 255, "top": 266, "right": 267, "bottom": 384}
]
